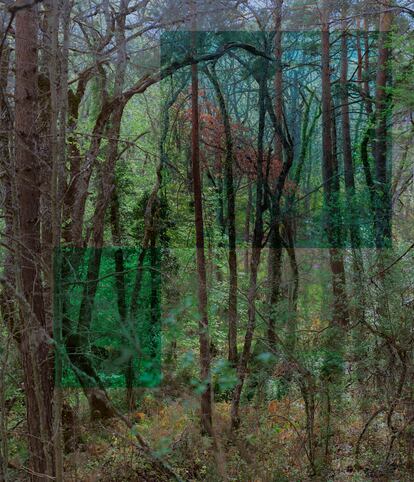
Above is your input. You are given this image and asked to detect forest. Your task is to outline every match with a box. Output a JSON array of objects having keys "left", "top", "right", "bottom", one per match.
[{"left": 0, "top": 0, "right": 413, "bottom": 480}]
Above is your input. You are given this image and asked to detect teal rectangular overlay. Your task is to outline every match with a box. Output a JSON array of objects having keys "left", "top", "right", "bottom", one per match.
[
  {"left": 54, "top": 247, "right": 161, "bottom": 388},
  {"left": 161, "top": 30, "right": 391, "bottom": 248}
]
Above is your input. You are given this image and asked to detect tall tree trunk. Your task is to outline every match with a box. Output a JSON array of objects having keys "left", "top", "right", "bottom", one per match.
[
  {"left": 45, "top": 0, "right": 68, "bottom": 478},
  {"left": 374, "top": 2, "right": 393, "bottom": 247},
  {"left": 283, "top": 91, "right": 320, "bottom": 354},
  {"left": 319, "top": 2, "right": 350, "bottom": 466},
  {"left": 341, "top": 15, "right": 361, "bottom": 248},
  {"left": 14, "top": 2, "right": 55, "bottom": 479},
  {"left": 191, "top": 28, "right": 213, "bottom": 436},
  {"left": 0, "top": 29, "right": 13, "bottom": 482},
  {"left": 205, "top": 66, "right": 238, "bottom": 366},
  {"left": 231, "top": 60, "right": 267, "bottom": 430},
  {"left": 320, "top": 0, "right": 349, "bottom": 327},
  {"left": 341, "top": 12, "right": 366, "bottom": 325},
  {"left": 267, "top": 0, "right": 284, "bottom": 348}
]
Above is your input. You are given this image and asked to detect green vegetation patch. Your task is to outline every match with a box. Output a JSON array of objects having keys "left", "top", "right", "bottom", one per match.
[{"left": 54, "top": 247, "right": 161, "bottom": 388}]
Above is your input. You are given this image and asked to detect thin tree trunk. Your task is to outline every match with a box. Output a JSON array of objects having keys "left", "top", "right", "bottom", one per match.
[
  {"left": 0, "top": 29, "right": 13, "bottom": 482},
  {"left": 320, "top": 1, "right": 349, "bottom": 327},
  {"left": 341, "top": 15, "right": 361, "bottom": 248},
  {"left": 356, "top": 18, "right": 363, "bottom": 86},
  {"left": 110, "top": 184, "right": 136, "bottom": 410},
  {"left": 363, "top": 17, "right": 373, "bottom": 116},
  {"left": 244, "top": 182, "right": 252, "bottom": 273},
  {"left": 231, "top": 60, "right": 267, "bottom": 430},
  {"left": 319, "top": 3, "right": 350, "bottom": 467},
  {"left": 191, "top": 27, "right": 213, "bottom": 436},
  {"left": 45, "top": 0, "right": 66, "bottom": 478},
  {"left": 267, "top": 0, "right": 284, "bottom": 348},
  {"left": 341, "top": 13, "right": 366, "bottom": 325},
  {"left": 205, "top": 66, "right": 238, "bottom": 366},
  {"left": 374, "top": 2, "right": 393, "bottom": 247},
  {"left": 63, "top": 69, "right": 93, "bottom": 243},
  {"left": 285, "top": 224, "right": 298, "bottom": 353}
]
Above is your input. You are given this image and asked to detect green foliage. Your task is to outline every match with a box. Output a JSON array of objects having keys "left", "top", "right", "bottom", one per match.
[{"left": 54, "top": 247, "right": 161, "bottom": 388}]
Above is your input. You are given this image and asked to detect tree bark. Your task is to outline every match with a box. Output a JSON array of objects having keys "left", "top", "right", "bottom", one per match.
[
  {"left": 191, "top": 28, "right": 213, "bottom": 436},
  {"left": 320, "top": 1, "right": 349, "bottom": 327},
  {"left": 341, "top": 14, "right": 361, "bottom": 248},
  {"left": 231, "top": 59, "right": 267, "bottom": 430},
  {"left": 244, "top": 182, "right": 252, "bottom": 273},
  {"left": 267, "top": 0, "right": 284, "bottom": 348},
  {"left": 205, "top": 65, "right": 238, "bottom": 366},
  {"left": 363, "top": 17, "right": 373, "bottom": 116},
  {"left": 374, "top": 2, "right": 393, "bottom": 247},
  {"left": 15, "top": 2, "right": 55, "bottom": 478}
]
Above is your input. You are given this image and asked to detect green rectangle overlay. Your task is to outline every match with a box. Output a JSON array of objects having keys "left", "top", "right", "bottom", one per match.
[{"left": 54, "top": 247, "right": 161, "bottom": 388}]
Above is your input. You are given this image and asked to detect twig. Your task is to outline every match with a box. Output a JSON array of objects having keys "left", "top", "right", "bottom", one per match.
[{"left": 371, "top": 242, "right": 414, "bottom": 280}]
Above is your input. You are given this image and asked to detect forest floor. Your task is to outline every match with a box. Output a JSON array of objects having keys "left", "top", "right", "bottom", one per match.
[{"left": 30, "top": 392, "right": 412, "bottom": 482}]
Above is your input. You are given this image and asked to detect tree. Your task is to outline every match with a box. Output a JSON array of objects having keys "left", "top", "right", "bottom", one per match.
[
  {"left": 374, "top": 0, "right": 393, "bottom": 247},
  {"left": 320, "top": 0, "right": 349, "bottom": 327},
  {"left": 191, "top": 25, "right": 213, "bottom": 436},
  {"left": 267, "top": 0, "right": 284, "bottom": 349},
  {"left": 204, "top": 64, "right": 238, "bottom": 366},
  {"left": 340, "top": 7, "right": 361, "bottom": 248},
  {"left": 14, "top": 1, "right": 55, "bottom": 478},
  {"left": 231, "top": 46, "right": 268, "bottom": 429}
]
